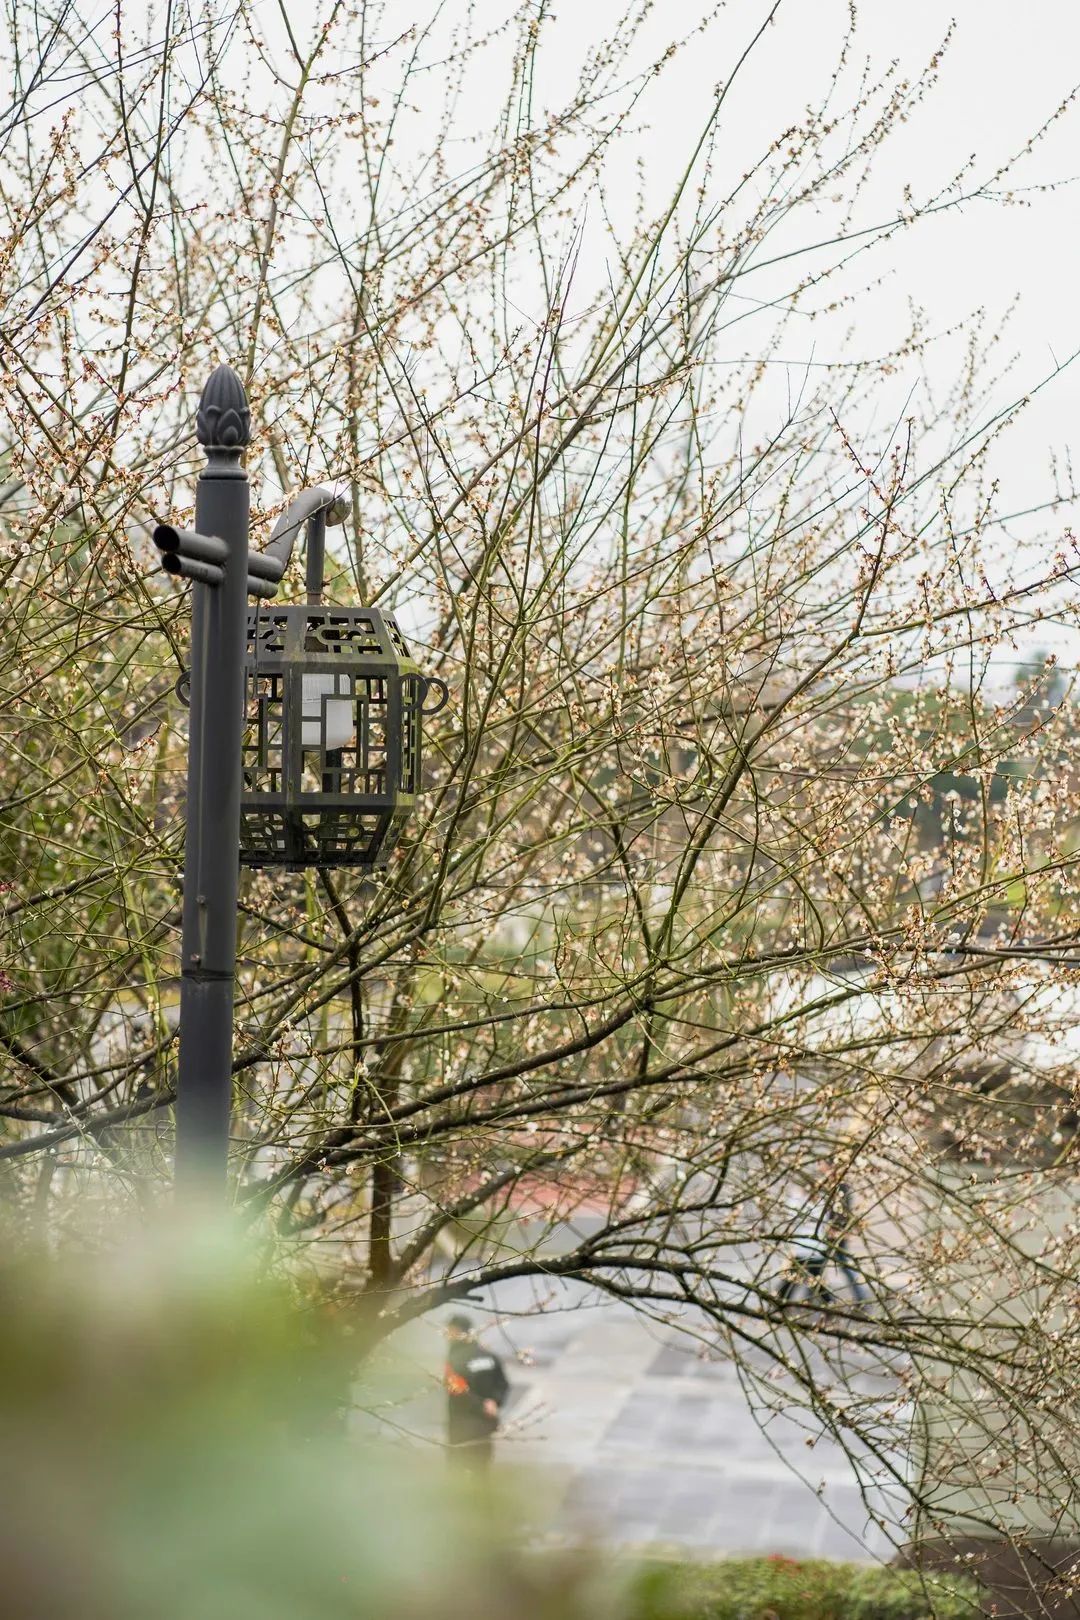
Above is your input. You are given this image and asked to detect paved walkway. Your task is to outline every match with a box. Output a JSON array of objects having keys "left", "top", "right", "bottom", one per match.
[{"left": 361, "top": 1270, "right": 910, "bottom": 1563}]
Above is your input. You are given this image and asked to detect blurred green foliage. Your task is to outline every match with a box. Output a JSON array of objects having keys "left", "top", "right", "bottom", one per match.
[
  {"left": 624, "top": 1556, "right": 982, "bottom": 1620},
  {"left": 0, "top": 1218, "right": 610, "bottom": 1620}
]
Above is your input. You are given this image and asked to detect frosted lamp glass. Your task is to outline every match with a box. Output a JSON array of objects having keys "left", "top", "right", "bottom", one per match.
[{"left": 301, "top": 673, "right": 355, "bottom": 750}]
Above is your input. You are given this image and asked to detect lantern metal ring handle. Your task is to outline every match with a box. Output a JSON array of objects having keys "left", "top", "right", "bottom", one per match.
[{"left": 418, "top": 676, "right": 449, "bottom": 716}]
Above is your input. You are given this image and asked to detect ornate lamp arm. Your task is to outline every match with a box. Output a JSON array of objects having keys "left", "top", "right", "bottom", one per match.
[{"left": 256, "top": 485, "right": 349, "bottom": 603}]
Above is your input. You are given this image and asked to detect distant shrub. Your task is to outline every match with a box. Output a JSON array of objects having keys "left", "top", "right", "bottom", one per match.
[{"left": 624, "top": 1555, "right": 982, "bottom": 1620}]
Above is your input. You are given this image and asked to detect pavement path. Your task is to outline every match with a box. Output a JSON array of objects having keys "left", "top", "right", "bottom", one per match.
[{"left": 358, "top": 1268, "right": 912, "bottom": 1563}]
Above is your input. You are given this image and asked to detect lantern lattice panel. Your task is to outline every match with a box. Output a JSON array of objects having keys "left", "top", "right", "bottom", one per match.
[
  {"left": 244, "top": 672, "right": 285, "bottom": 794},
  {"left": 239, "top": 605, "right": 423, "bottom": 870}
]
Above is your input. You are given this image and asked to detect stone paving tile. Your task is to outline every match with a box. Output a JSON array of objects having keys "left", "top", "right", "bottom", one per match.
[
  {"left": 658, "top": 1499, "right": 717, "bottom": 1531},
  {"left": 646, "top": 1344, "right": 737, "bottom": 1381}
]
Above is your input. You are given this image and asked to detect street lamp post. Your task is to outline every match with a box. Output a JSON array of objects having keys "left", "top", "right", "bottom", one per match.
[
  {"left": 157, "top": 363, "right": 445, "bottom": 1198},
  {"left": 172, "top": 366, "right": 251, "bottom": 1196}
]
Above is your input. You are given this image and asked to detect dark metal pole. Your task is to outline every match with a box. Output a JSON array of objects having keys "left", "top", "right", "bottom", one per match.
[
  {"left": 305, "top": 507, "right": 326, "bottom": 605},
  {"left": 175, "top": 365, "right": 251, "bottom": 1198}
]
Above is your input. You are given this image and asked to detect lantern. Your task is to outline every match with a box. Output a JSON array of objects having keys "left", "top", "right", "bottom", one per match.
[{"left": 239, "top": 602, "right": 446, "bottom": 870}]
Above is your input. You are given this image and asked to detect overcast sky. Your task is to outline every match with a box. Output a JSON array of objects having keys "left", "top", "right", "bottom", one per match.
[
  {"left": 101, "top": 0, "right": 1080, "bottom": 671},
  {"left": 141, "top": 0, "right": 1080, "bottom": 542},
  {"left": 472, "top": 0, "right": 1080, "bottom": 675},
  {"left": 525, "top": 1, "right": 1079, "bottom": 473}
]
